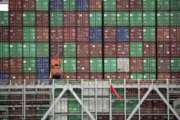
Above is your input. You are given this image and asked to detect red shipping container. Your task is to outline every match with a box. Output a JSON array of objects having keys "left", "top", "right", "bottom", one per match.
[
  {"left": 157, "top": 27, "right": 170, "bottom": 41},
  {"left": 51, "top": 43, "right": 63, "bottom": 57},
  {"left": 36, "top": 12, "right": 49, "bottom": 27},
  {"left": 130, "top": 27, "right": 143, "bottom": 41},
  {"left": 0, "top": 59, "right": 9, "bottom": 73},
  {"left": 158, "top": 73, "right": 170, "bottom": 80},
  {"left": 22, "top": 0, "right": 35, "bottom": 10},
  {"left": 0, "top": 27, "right": 8, "bottom": 41},
  {"left": 117, "top": 43, "right": 129, "bottom": 57},
  {"left": 104, "top": 73, "right": 116, "bottom": 79},
  {"left": 76, "top": 12, "right": 88, "bottom": 26},
  {"left": 77, "top": 43, "right": 89, "bottom": 57},
  {"left": 77, "top": 58, "right": 89, "bottom": 72},
  {"left": 171, "top": 42, "right": 180, "bottom": 56},
  {"left": 157, "top": 42, "right": 171, "bottom": 57},
  {"left": 9, "top": 11, "right": 23, "bottom": 26},
  {"left": 143, "top": 43, "right": 156, "bottom": 57},
  {"left": 77, "top": 27, "right": 89, "bottom": 42},
  {"left": 171, "top": 73, "right": 180, "bottom": 79},
  {"left": 116, "top": 73, "right": 129, "bottom": 79},
  {"left": 170, "top": 27, "right": 180, "bottom": 41},
  {"left": 10, "top": 59, "right": 23, "bottom": 73},
  {"left": 117, "top": 0, "right": 129, "bottom": 10},
  {"left": 130, "top": 0, "right": 142, "bottom": 10},
  {"left": 104, "top": 27, "right": 116, "bottom": 42},
  {"left": 9, "top": 27, "right": 23, "bottom": 41},
  {"left": 63, "top": 27, "right": 76, "bottom": 42},
  {"left": 89, "top": 43, "right": 102, "bottom": 57},
  {"left": 130, "top": 58, "right": 143, "bottom": 72},
  {"left": 77, "top": 73, "right": 89, "bottom": 79},
  {"left": 9, "top": 0, "right": 22, "bottom": 10},
  {"left": 64, "top": 12, "right": 76, "bottom": 26},
  {"left": 36, "top": 27, "right": 49, "bottom": 42},
  {"left": 63, "top": 73, "right": 76, "bottom": 79},
  {"left": 158, "top": 58, "right": 170, "bottom": 72},
  {"left": 50, "top": 27, "right": 63, "bottom": 42},
  {"left": 90, "top": 73, "right": 103, "bottom": 79},
  {"left": 89, "top": 0, "right": 102, "bottom": 10},
  {"left": 104, "top": 43, "right": 116, "bottom": 57}
]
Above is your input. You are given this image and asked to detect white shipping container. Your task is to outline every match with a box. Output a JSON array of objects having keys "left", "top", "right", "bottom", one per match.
[
  {"left": 83, "top": 88, "right": 109, "bottom": 96},
  {"left": 83, "top": 98, "right": 96, "bottom": 112},
  {"left": 52, "top": 115, "right": 68, "bottom": 120},
  {"left": 97, "top": 98, "right": 109, "bottom": 112},
  {"left": 53, "top": 98, "right": 68, "bottom": 113},
  {"left": 117, "top": 58, "right": 129, "bottom": 72}
]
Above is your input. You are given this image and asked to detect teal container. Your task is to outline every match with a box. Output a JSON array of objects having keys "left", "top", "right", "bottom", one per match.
[
  {"left": 68, "top": 115, "right": 81, "bottom": 120},
  {"left": 0, "top": 12, "right": 8, "bottom": 26},
  {"left": 171, "top": 0, "right": 180, "bottom": 10},
  {"left": 104, "top": 0, "right": 116, "bottom": 11},
  {"left": 63, "top": 43, "right": 76, "bottom": 57},
  {"left": 23, "top": 43, "right": 36, "bottom": 57},
  {"left": 36, "top": 43, "right": 49, "bottom": 57},
  {"left": 143, "top": 12, "right": 155, "bottom": 26},
  {"left": 130, "top": 42, "right": 143, "bottom": 57},
  {"left": 157, "top": 12, "right": 170, "bottom": 26},
  {"left": 143, "top": 0, "right": 155, "bottom": 10},
  {"left": 130, "top": 12, "right": 142, "bottom": 26},
  {"left": 0, "top": 42, "right": 9, "bottom": 58},
  {"left": 50, "top": 12, "right": 63, "bottom": 26},
  {"left": 130, "top": 73, "right": 144, "bottom": 80},
  {"left": 117, "top": 12, "right": 129, "bottom": 26},
  {"left": 90, "top": 58, "right": 102, "bottom": 72},
  {"left": 143, "top": 58, "right": 156, "bottom": 72},
  {"left": 23, "top": 27, "right": 35, "bottom": 42},
  {"left": 62, "top": 58, "right": 76, "bottom": 72},
  {"left": 143, "top": 27, "right": 155, "bottom": 41},
  {"left": 23, "top": 11, "right": 35, "bottom": 26},
  {"left": 171, "top": 58, "right": 180, "bottom": 72},
  {"left": 104, "top": 12, "right": 116, "bottom": 26},
  {"left": 10, "top": 43, "right": 23, "bottom": 57},
  {"left": 104, "top": 58, "right": 117, "bottom": 72},
  {"left": 23, "top": 58, "right": 36, "bottom": 73},
  {"left": 171, "top": 12, "right": 180, "bottom": 26},
  {"left": 63, "top": 0, "right": 75, "bottom": 11},
  {"left": 36, "top": 0, "right": 49, "bottom": 10},
  {"left": 157, "top": 0, "right": 170, "bottom": 10},
  {"left": 68, "top": 100, "right": 81, "bottom": 113},
  {"left": 89, "top": 12, "right": 102, "bottom": 27},
  {"left": 143, "top": 73, "right": 156, "bottom": 80}
]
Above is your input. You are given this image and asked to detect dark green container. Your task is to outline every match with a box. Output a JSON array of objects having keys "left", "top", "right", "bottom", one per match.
[
  {"left": 23, "top": 27, "right": 35, "bottom": 42},
  {"left": 23, "top": 11, "right": 35, "bottom": 26},
  {"left": 0, "top": 11, "right": 8, "bottom": 26},
  {"left": 36, "top": 0, "right": 49, "bottom": 10},
  {"left": 10, "top": 43, "right": 23, "bottom": 57},
  {"left": 0, "top": 42, "right": 9, "bottom": 58},
  {"left": 23, "top": 58, "right": 36, "bottom": 73},
  {"left": 63, "top": 43, "right": 76, "bottom": 57},
  {"left": 143, "top": 27, "right": 155, "bottom": 41},
  {"left": 63, "top": 58, "right": 76, "bottom": 72},
  {"left": 37, "top": 106, "right": 49, "bottom": 115},
  {"left": 143, "top": 12, "right": 155, "bottom": 26},
  {"left": 89, "top": 12, "right": 102, "bottom": 27},
  {"left": 130, "top": 12, "right": 142, "bottom": 26},
  {"left": 112, "top": 100, "right": 124, "bottom": 112},
  {"left": 143, "top": 58, "right": 156, "bottom": 72},
  {"left": 63, "top": 0, "right": 75, "bottom": 11},
  {"left": 90, "top": 58, "right": 102, "bottom": 72},
  {"left": 117, "top": 12, "right": 129, "bottom": 26},
  {"left": 36, "top": 43, "right": 49, "bottom": 57},
  {"left": 171, "top": 0, "right": 180, "bottom": 10},
  {"left": 50, "top": 12, "right": 63, "bottom": 26},
  {"left": 143, "top": 73, "right": 156, "bottom": 80},
  {"left": 143, "top": 0, "right": 155, "bottom": 10},
  {"left": 157, "top": 12, "right": 170, "bottom": 26},
  {"left": 104, "top": 0, "right": 116, "bottom": 11},
  {"left": 126, "top": 100, "right": 138, "bottom": 113},
  {"left": 130, "top": 73, "right": 144, "bottom": 80},
  {"left": 68, "top": 100, "right": 81, "bottom": 113},
  {"left": 104, "top": 58, "right": 116, "bottom": 72},
  {"left": 68, "top": 115, "right": 81, "bottom": 120},
  {"left": 171, "top": 12, "right": 180, "bottom": 26},
  {"left": 104, "top": 12, "right": 116, "bottom": 26},
  {"left": 157, "top": 0, "right": 170, "bottom": 10},
  {"left": 130, "top": 42, "right": 143, "bottom": 57},
  {"left": 171, "top": 58, "right": 180, "bottom": 72},
  {"left": 23, "top": 43, "right": 36, "bottom": 57}
]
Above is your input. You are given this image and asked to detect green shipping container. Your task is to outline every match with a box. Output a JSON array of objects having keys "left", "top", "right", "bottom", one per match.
[
  {"left": 10, "top": 43, "right": 23, "bottom": 57},
  {"left": 143, "top": 0, "right": 155, "bottom": 10},
  {"left": 89, "top": 12, "right": 102, "bottom": 27},
  {"left": 130, "top": 73, "right": 144, "bottom": 80},
  {"left": 50, "top": 12, "right": 63, "bottom": 26},
  {"left": 36, "top": 0, "right": 49, "bottom": 10},
  {"left": 23, "top": 12, "right": 35, "bottom": 26},
  {"left": 68, "top": 100, "right": 81, "bottom": 113},
  {"left": 130, "top": 42, "right": 143, "bottom": 57},
  {"left": 23, "top": 27, "right": 35, "bottom": 41},
  {"left": 63, "top": 58, "right": 76, "bottom": 72},
  {"left": 0, "top": 42, "right": 9, "bottom": 58},
  {"left": 171, "top": 12, "right": 180, "bottom": 26},
  {"left": 68, "top": 115, "right": 81, "bottom": 120},
  {"left": 157, "top": 0, "right": 169, "bottom": 10},
  {"left": 130, "top": 12, "right": 142, "bottom": 26},
  {"left": 0, "top": 12, "right": 8, "bottom": 26},
  {"left": 117, "top": 12, "right": 129, "bottom": 26},
  {"left": 23, "top": 43, "right": 36, "bottom": 57},
  {"left": 23, "top": 58, "right": 36, "bottom": 73},
  {"left": 90, "top": 58, "right": 102, "bottom": 72},
  {"left": 157, "top": 12, "right": 170, "bottom": 26},
  {"left": 37, "top": 106, "right": 49, "bottom": 115},
  {"left": 171, "top": 0, "right": 180, "bottom": 10},
  {"left": 143, "top": 58, "right": 156, "bottom": 72},
  {"left": 126, "top": 100, "right": 138, "bottom": 113},
  {"left": 104, "top": 58, "right": 116, "bottom": 72},
  {"left": 143, "top": 27, "right": 155, "bottom": 41},
  {"left": 143, "top": 73, "right": 156, "bottom": 80},
  {"left": 143, "top": 12, "right": 155, "bottom": 26},
  {"left": 64, "top": 43, "right": 76, "bottom": 57},
  {"left": 63, "top": 0, "right": 75, "bottom": 11},
  {"left": 171, "top": 58, "right": 180, "bottom": 72},
  {"left": 104, "top": 12, "right": 116, "bottom": 26},
  {"left": 112, "top": 100, "right": 124, "bottom": 112},
  {"left": 104, "top": 0, "right": 116, "bottom": 11},
  {"left": 36, "top": 43, "right": 49, "bottom": 57}
]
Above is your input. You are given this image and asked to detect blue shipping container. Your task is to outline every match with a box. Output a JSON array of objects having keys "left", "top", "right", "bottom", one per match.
[
  {"left": 37, "top": 73, "right": 49, "bottom": 79},
  {"left": 36, "top": 58, "right": 49, "bottom": 73},
  {"left": 0, "top": 73, "right": 9, "bottom": 80},
  {"left": 117, "top": 27, "right": 129, "bottom": 41},
  {"left": 76, "top": 0, "right": 88, "bottom": 11},
  {"left": 50, "top": 0, "right": 63, "bottom": 11},
  {"left": 89, "top": 27, "right": 102, "bottom": 42}
]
